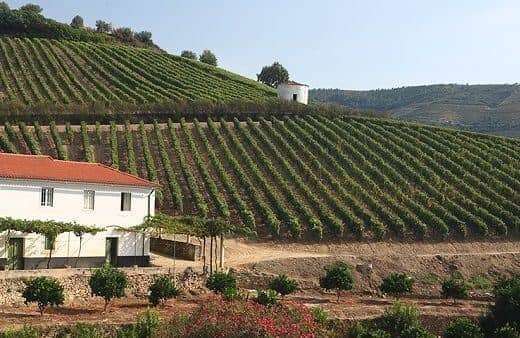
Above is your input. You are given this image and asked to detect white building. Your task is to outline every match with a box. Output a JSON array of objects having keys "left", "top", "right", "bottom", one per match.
[
  {"left": 0, "top": 153, "right": 158, "bottom": 270},
  {"left": 277, "top": 81, "right": 309, "bottom": 104}
]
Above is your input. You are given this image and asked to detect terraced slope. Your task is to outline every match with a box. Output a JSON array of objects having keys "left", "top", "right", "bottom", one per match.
[
  {"left": 0, "top": 116, "right": 518, "bottom": 241},
  {"left": 0, "top": 37, "right": 276, "bottom": 107}
]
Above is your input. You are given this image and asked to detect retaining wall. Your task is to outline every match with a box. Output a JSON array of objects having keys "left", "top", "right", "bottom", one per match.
[{"left": 0, "top": 266, "right": 204, "bottom": 305}]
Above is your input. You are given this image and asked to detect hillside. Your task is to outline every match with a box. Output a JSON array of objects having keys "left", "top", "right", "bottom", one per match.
[
  {"left": 0, "top": 116, "right": 518, "bottom": 241},
  {"left": 0, "top": 37, "right": 276, "bottom": 109},
  {"left": 310, "top": 84, "right": 520, "bottom": 137}
]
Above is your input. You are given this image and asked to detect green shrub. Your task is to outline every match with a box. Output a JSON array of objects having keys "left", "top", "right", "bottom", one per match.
[
  {"left": 380, "top": 273, "right": 414, "bottom": 298},
  {"left": 206, "top": 271, "right": 236, "bottom": 294},
  {"left": 493, "top": 324, "right": 520, "bottom": 338},
  {"left": 89, "top": 264, "right": 127, "bottom": 311},
  {"left": 351, "top": 322, "right": 391, "bottom": 338},
  {"left": 482, "top": 274, "right": 520, "bottom": 335},
  {"left": 133, "top": 308, "right": 160, "bottom": 338},
  {"left": 377, "top": 302, "right": 419, "bottom": 337},
  {"left": 442, "top": 278, "right": 469, "bottom": 303},
  {"left": 468, "top": 276, "right": 492, "bottom": 290},
  {"left": 148, "top": 275, "right": 180, "bottom": 306},
  {"left": 445, "top": 318, "right": 483, "bottom": 338},
  {"left": 400, "top": 326, "right": 435, "bottom": 338},
  {"left": 222, "top": 285, "right": 240, "bottom": 301},
  {"left": 420, "top": 274, "right": 437, "bottom": 285},
  {"left": 311, "top": 307, "right": 329, "bottom": 326},
  {"left": 268, "top": 274, "right": 298, "bottom": 297},
  {"left": 58, "top": 322, "right": 105, "bottom": 338},
  {"left": 0, "top": 325, "right": 39, "bottom": 338},
  {"left": 256, "top": 289, "right": 279, "bottom": 306},
  {"left": 319, "top": 261, "right": 354, "bottom": 301},
  {"left": 22, "top": 277, "right": 64, "bottom": 315}
]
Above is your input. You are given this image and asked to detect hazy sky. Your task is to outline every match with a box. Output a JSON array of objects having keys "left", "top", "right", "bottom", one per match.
[{"left": 6, "top": 0, "right": 520, "bottom": 89}]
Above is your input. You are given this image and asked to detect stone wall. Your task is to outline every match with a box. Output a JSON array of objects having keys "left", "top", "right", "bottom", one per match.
[
  {"left": 0, "top": 266, "right": 204, "bottom": 305},
  {"left": 150, "top": 237, "right": 201, "bottom": 261}
]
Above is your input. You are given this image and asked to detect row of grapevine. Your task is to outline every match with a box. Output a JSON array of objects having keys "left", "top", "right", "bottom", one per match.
[
  {"left": 109, "top": 122, "right": 119, "bottom": 169},
  {"left": 0, "top": 37, "right": 276, "bottom": 106},
  {"left": 350, "top": 119, "right": 485, "bottom": 236},
  {"left": 264, "top": 118, "right": 372, "bottom": 238},
  {"left": 153, "top": 121, "right": 183, "bottom": 213},
  {"left": 18, "top": 122, "right": 41, "bottom": 155},
  {"left": 193, "top": 119, "right": 256, "bottom": 231},
  {"left": 180, "top": 119, "right": 230, "bottom": 218},
  {"left": 207, "top": 118, "right": 281, "bottom": 236},
  {"left": 314, "top": 116, "right": 449, "bottom": 239},
  {"left": 0, "top": 118, "right": 516, "bottom": 240}
]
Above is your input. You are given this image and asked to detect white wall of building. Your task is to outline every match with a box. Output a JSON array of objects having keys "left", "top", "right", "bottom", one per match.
[
  {"left": 0, "top": 178, "right": 155, "bottom": 264},
  {"left": 277, "top": 83, "right": 309, "bottom": 104}
]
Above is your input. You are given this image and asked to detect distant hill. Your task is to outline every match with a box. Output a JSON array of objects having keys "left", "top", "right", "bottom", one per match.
[
  {"left": 310, "top": 84, "right": 520, "bottom": 137},
  {"left": 0, "top": 37, "right": 276, "bottom": 112}
]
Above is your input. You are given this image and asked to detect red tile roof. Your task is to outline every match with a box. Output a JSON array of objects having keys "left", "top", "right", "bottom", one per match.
[{"left": 0, "top": 153, "right": 159, "bottom": 188}]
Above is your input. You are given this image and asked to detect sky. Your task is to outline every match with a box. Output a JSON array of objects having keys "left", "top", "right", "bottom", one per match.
[{"left": 6, "top": 0, "right": 520, "bottom": 90}]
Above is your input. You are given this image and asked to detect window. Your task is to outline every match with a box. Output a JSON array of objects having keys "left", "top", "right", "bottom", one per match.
[
  {"left": 44, "top": 235, "right": 55, "bottom": 250},
  {"left": 121, "top": 192, "right": 131, "bottom": 211},
  {"left": 84, "top": 190, "right": 95, "bottom": 210},
  {"left": 41, "top": 188, "right": 54, "bottom": 207},
  {"left": 292, "top": 93, "right": 298, "bottom": 101}
]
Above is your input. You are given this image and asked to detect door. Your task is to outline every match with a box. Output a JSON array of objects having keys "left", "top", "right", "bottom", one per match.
[
  {"left": 7, "top": 238, "right": 24, "bottom": 270},
  {"left": 105, "top": 238, "right": 118, "bottom": 266}
]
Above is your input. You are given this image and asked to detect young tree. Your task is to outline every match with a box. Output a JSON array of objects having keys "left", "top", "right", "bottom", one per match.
[
  {"left": 319, "top": 261, "right": 354, "bottom": 302},
  {"left": 257, "top": 62, "right": 289, "bottom": 87},
  {"left": 206, "top": 271, "right": 236, "bottom": 294},
  {"left": 199, "top": 50, "right": 217, "bottom": 66},
  {"left": 380, "top": 273, "right": 414, "bottom": 299},
  {"left": 19, "top": 3, "right": 43, "bottom": 14},
  {"left": 89, "top": 264, "right": 127, "bottom": 311},
  {"left": 22, "top": 277, "right": 64, "bottom": 316},
  {"left": 180, "top": 50, "right": 197, "bottom": 60},
  {"left": 148, "top": 275, "right": 180, "bottom": 306},
  {"left": 445, "top": 318, "right": 483, "bottom": 338},
  {"left": 378, "top": 302, "right": 420, "bottom": 337},
  {"left": 441, "top": 278, "right": 469, "bottom": 304},
  {"left": 95, "top": 20, "right": 112, "bottom": 33},
  {"left": 268, "top": 274, "right": 298, "bottom": 298},
  {"left": 70, "top": 15, "right": 84, "bottom": 28},
  {"left": 135, "top": 31, "right": 152, "bottom": 44}
]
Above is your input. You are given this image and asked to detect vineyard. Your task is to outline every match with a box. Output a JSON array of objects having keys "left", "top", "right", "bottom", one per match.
[
  {"left": 0, "top": 37, "right": 276, "bottom": 107},
  {"left": 0, "top": 116, "right": 519, "bottom": 241}
]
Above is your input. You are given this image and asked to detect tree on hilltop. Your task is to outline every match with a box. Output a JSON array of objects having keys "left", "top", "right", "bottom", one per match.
[
  {"left": 19, "top": 3, "right": 43, "bottom": 14},
  {"left": 70, "top": 15, "right": 84, "bottom": 28},
  {"left": 135, "top": 31, "right": 152, "bottom": 44},
  {"left": 257, "top": 62, "right": 289, "bottom": 87},
  {"left": 181, "top": 50, "right": 197, "bottom": 60},
  {"left": 95, "top": 20, "right": 112, "bottom": 33},
  {"left": 0, "top": 2, "right": 10, "bottom": 12},
  {"left": 112, "top": 27, "right": 134, "bottom": 42},
  {"left": 199, "top": 49, "right": 217, "bottom": 66}
]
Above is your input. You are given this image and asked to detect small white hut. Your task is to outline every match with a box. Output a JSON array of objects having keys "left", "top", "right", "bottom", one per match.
[{"left": 277, "top": 81, "right": 309, "bottom": 105}]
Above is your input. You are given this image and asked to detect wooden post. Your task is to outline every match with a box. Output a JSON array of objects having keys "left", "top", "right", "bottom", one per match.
[
  {"left": 209, "top": 236, "right": 213, "bottom": 274},
  {"left": 214, "top": 236, "right": 218, "bottom": 271},
  {"left": 219, "top": 234, "right": 224, "bottom": 269},
  {"left": 202, "top": 237, "right": 207, "bottom": 273}
]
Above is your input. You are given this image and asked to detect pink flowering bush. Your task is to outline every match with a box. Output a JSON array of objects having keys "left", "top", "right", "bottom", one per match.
[{"left": 182, "top": 297, "right": 324, "bottom": 337}]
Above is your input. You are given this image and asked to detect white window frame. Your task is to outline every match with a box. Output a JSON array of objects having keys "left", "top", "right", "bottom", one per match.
[
  {"left": 121, "top": 192, "right": 131, "bottom": 211},
  {"left": 41, "top": 187, "right": 54, "bottom": 207},
  {"left": 84, "top": 190, "right": 95, "bottom": 210}
]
